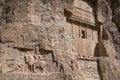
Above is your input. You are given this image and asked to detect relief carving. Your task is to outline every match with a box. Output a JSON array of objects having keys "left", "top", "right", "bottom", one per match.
[
  {"left": 24, "top": 46, "right": 46, "bottom": 73},
  {"left": 25, "top": 54, "right": 36, "bottom": 72}
]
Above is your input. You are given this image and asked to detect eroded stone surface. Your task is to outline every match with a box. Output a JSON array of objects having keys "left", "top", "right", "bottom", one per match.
[{"left": 0, "top": 0, "right": 120, "bottom": 80}]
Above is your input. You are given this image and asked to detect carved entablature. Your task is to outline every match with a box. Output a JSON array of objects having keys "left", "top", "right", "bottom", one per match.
[{"left": 64, "top": 0, "right": 95, "bottom": 26}]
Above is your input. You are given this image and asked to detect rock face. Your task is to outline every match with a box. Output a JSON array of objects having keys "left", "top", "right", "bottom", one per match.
[{"left": 0, "top": 0, "right": 120, "bottom": 80}]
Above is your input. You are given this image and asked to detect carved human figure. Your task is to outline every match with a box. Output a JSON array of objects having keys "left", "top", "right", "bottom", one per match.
[
  {"left": 59, "top": 64, "right": 64, "bottom": 73},
  {"left": 35, "top": 46, "right": 43, "bottom": 59},
  {"left": 35, "top": 46, "right": 40, "bottom": 55}
]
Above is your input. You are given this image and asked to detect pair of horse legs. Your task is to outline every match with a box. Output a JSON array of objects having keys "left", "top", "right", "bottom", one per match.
[
  {"left": 29, "top": 64, "right": 35, "bottom": 73},
  {"left": 29, "top": 64, "right": 45, "bottom": 73}
]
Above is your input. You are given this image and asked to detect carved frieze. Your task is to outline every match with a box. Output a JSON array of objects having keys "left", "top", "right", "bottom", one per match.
[{"left": 65, "top": 0, "right": 95, "bottom": 26}]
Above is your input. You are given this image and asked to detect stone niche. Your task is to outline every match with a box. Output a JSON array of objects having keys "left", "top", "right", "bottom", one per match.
[{"left": 64, "top": 0, "right": 99, "bottom": 58}]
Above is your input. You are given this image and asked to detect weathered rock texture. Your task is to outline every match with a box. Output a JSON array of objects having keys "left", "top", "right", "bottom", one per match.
[{"left": 0, "top": 0, "right": 120, "bottom": 80}]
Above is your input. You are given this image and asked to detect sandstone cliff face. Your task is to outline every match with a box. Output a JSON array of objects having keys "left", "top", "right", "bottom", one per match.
[
  {"left": 0, "top": 0, "right": 120, "bottom": 80},
  {"left": 96, "top": 0, "right": 120, "bottom": 80}
]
